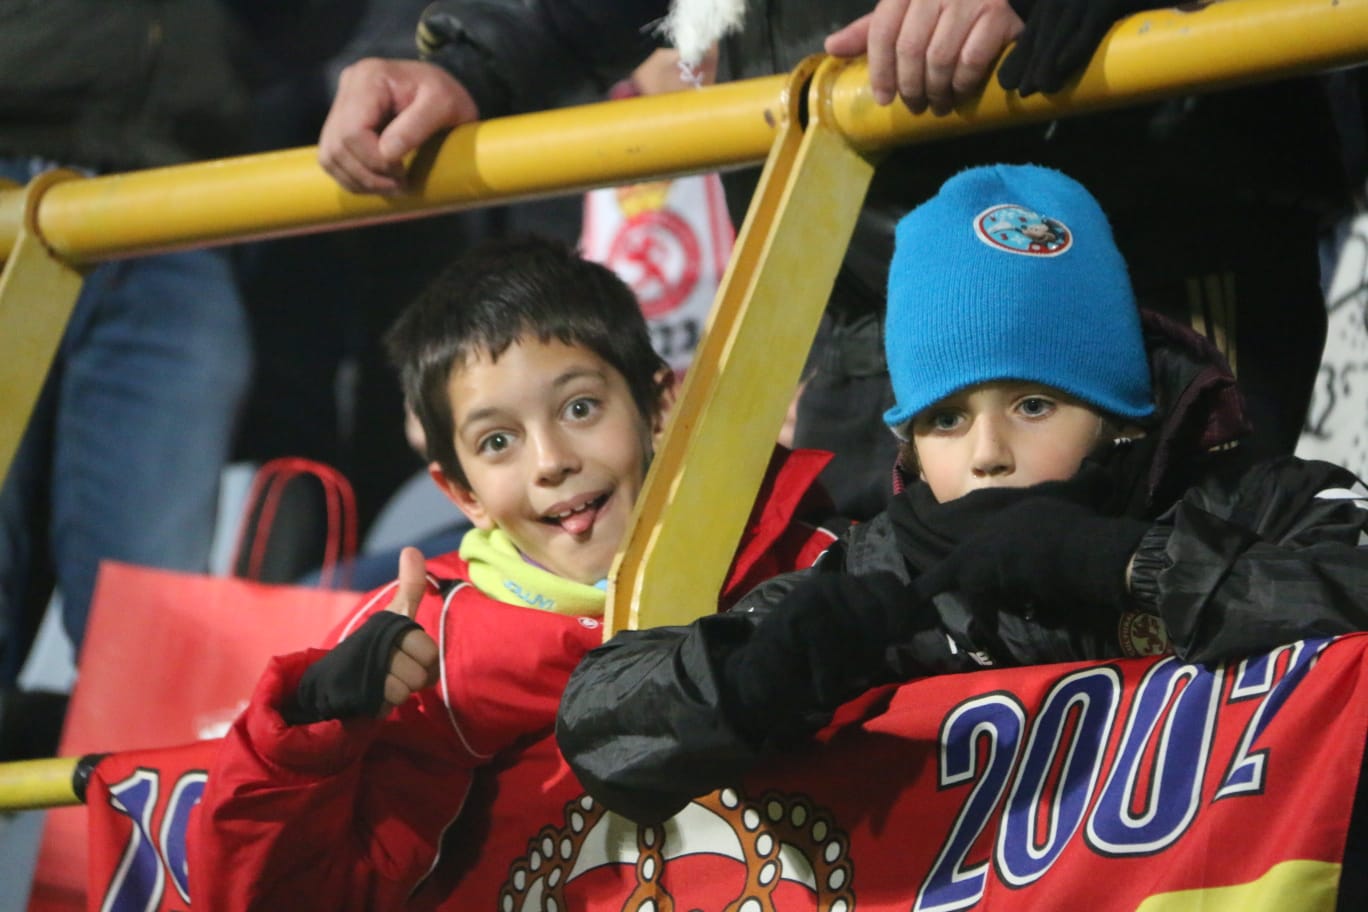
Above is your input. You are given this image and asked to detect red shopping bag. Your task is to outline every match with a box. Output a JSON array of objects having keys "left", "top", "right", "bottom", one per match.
[{"left": 27, "top": 459, "right": 363, "bottom": 912}]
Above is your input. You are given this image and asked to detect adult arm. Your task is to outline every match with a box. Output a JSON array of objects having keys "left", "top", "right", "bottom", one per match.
[
  {"left": 825, "top": 0, "right": 1173, "bottom": 116},
  {"left": 318, "top": 0, "right": 665, "bottom": 192},
  {"left": 826, "top": 0, "right": 1024, "bottom": 115},
  {"left": 417, "top": 0, "right": 668, "bottom": 118}
]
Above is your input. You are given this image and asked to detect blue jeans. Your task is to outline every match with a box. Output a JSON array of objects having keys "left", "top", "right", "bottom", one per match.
[{"left": 0, "top": 157, "right": 252, "bottom": 684}]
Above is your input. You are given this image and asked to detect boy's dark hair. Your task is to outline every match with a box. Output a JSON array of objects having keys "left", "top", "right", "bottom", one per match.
[{"left": 385, "top": 236, "right": 670, "bottom": 487}]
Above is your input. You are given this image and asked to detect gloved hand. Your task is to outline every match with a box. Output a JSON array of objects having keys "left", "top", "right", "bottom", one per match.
[
  {"left": 722, "top": 571, "right": 934, "bottom": 745},
  {"left": 998, "top": 0, "right": 1170, "bottom": 96},
  {"left": 917, "top": 491, "right": 1151, "bottom": 625},
  {"left": 283, "top": 547, "right": 439, "bottom": 725}
]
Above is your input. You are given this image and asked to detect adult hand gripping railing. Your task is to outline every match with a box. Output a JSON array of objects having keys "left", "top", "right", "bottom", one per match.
[{"left": 1, "top": 0, "right": 1367, "bottom": 811}]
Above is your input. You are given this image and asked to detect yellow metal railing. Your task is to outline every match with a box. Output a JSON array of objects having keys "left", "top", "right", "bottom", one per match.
[
  {"left": 3, "top": 0, "right": 1368, "bottom": 810},
  {"left": 0, "top": 755, "right": 98, "bottom": 812},
  {"left": 5, "top": 0, "right": 1367, "bottom": 264}
]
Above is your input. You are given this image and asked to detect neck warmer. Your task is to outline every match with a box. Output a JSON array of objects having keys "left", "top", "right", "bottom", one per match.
[
  {"left": 886, "top": 454, "right": 1140, "bottom": 573},
  {"left": 885, "top": 483, "right": 1036, "bottom": 571},
  {"left": 458, "top": 527, "right": 606, "bottom": 617}
]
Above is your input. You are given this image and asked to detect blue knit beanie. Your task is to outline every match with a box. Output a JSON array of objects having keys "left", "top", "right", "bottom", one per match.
[{"left": 882, "top": 164, "right": 1154, "bottom": 432}]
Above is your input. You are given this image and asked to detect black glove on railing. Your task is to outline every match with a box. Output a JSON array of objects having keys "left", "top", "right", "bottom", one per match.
[
  {"left": 282, "top": 612, "right": 423, "bottom": 725},
  {"left": 999, "top": 0, "right": 1173, "bottom": 96},
  {"left": 721, "top": 571, "right": 934, "bottom": 747}
]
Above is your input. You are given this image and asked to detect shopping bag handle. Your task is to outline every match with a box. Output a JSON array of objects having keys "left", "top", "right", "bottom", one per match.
[{"left": 229, "top": 457, "right": 358, "bottom": 589}]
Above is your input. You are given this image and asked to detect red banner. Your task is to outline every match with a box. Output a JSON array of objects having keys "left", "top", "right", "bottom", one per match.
[{"left": 84, "top": 634, "right": 1368, "bottom": 910}]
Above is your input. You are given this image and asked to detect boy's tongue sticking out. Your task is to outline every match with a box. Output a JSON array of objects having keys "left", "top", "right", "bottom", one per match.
[{"left": 549, "top": 493, "right": 608, "bottom": 536}]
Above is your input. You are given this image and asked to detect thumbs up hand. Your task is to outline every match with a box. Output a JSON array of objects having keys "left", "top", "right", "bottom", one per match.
[
  {"left": 379, "top": 547, "right": 441, "bottom": 716},
  {"left": 282, "top": 547, "right": 441, "bottom": 725}
]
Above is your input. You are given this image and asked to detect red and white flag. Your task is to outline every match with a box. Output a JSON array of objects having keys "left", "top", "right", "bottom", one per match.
[{"left": 76, "top": 634, "right": 1368, "bottom": 910}]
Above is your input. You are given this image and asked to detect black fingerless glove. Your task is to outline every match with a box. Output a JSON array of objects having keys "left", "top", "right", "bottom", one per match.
[
  {"left": 721, "top": 571, "right": 932, "bottom": 746},
  {"left": 998, "top": 0, "right": 1172, "bottom": 96},
  {"left": 282, "top": 612, "right": 423, "bottom": 725},
  {"left": 918, "top": 495, "right": 1150, "bottom": 627}
]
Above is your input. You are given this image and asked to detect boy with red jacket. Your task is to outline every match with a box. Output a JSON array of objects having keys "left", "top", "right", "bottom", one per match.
[{"left": 189, "top": 237, "right": 837, "bottom": 908}]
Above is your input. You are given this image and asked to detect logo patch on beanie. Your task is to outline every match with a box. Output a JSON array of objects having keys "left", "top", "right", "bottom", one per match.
[{"left": 974, "top": 205, "right": 1072, "bottom": 256}]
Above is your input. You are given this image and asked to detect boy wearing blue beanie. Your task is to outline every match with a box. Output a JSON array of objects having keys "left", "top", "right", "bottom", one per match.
[
  {"left": 556, "top": 165, "right": 1368, "bottom": 825},
  {"left": 882, "top": 164, "right": 1154, "bottom": 508}
]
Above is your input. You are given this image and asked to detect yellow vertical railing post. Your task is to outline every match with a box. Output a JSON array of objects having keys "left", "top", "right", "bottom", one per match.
[
  {"left": 0, "top": 170, "right": 89, "bottom": 487},
  {"left": 608, "top": 56, "right": 877, "bottom": 634}
]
